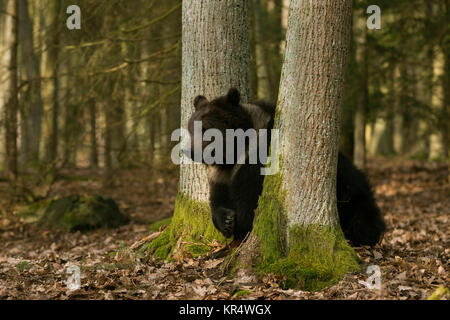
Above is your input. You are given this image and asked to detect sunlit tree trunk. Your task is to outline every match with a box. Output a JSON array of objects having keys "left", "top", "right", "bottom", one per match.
[
  {"left": 42, "top": 0, "right": 60, "bottom": 165},
  {"left": 88, "top": 98, "right": 98, "bottom": 168},
  {"left": 253, "top": 0, "right": 272, "bottom": 100},
  {"left": 429, "top": 49, "right": 445, "bottom": 159},
  {"left": 3, "top": 0, "right": 19, "bottom": 181},
  {"left": 392, "top": 64, "right": 404, "bottom": 155},
  {"left": 238, "top": 0, "right": 358, "bottom": 291},
  {"left": 279, "top": 0, "right": 290, "bottom": 54},
  {"left": 0, "top": 0, "right": 8, "bottom": 169},
  {"left": 150, "top": 0, "right": 250, "bottom": 258},
  {"left": 353, "top": 9, "right": 367, "bottom": 169},
  {"left": 443, "top": 1, "right": 450, "bottom": 182}
]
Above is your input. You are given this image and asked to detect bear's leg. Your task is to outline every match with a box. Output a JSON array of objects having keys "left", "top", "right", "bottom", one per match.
[
  {"left": 338, "top": 198, "right": 386, "bottom": 246},
  {"left": 211, "top": 207, "right": 235, "bottom": 238},
  {"left": 209, "top": 179, "right": 236, "bottom": 238},
  {"left": 231, "top": 163, "right": 264, "bottom": 240},
  {"left": 337, "top": 152, "right": 386, "bottom": 246}
]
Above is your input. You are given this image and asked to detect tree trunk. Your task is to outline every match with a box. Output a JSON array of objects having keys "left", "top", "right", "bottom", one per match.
[
  {"left": 253, "top": 0, "right": 272, "bottom": 101},
  {"left": 440, "top": 0, "right": 450, "bottom": 163},
  {"left": 429, "top": 49, "right": 445, "bottom": 159},
  {"left": 353, "top": 9, "right": 367, "bottom": 169},
  {"left": 279, "top": 0, "right": 289, "bottom": 54},
  {"left": 150, "top": 0, "right": 251, "bottom": 258},
  {"left": 88, "top": 98, "right": 98, "bottom": 168},
  {"left": 42, "top": 0, "right": 60, "bottom": 165},
  {"left": 3, "top": 0, "right": 19, "bottom": 181},
  {"left": 18, "top": 0, "right": 43, "bottom": 166},
  {"left": 237, "top": 0, "right": 358, "bottom": 291},
  {"left": 392, "top": 64, "right": 404, "bottom": 155}
]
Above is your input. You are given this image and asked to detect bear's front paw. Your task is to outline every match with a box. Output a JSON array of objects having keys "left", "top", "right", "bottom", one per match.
[
  {"left": 223, "top": 210, "right": 235, "bottom": 238},
  {"left": 213, "top": 207, "right": 235, "bottom": 238}
]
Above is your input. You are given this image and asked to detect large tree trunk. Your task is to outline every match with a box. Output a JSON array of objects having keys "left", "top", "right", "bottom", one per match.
[
  {"left": 150, "top": 0, "right": 250, "bottom": 258},
  {"left": 3, "top": 0, "right": 19, "bottom": 181},
  {"left": 237, "top": 0, "right": 358, "bottom": 291}
]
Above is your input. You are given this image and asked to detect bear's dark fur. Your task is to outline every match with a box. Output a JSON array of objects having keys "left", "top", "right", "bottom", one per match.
[{"left": 183, "top": 88, "right": 386, "bottom": 246}]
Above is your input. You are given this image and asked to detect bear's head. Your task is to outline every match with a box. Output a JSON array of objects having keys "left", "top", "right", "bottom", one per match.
[{"left": 182, "top": 88, "right": 253, "bottom": 166}]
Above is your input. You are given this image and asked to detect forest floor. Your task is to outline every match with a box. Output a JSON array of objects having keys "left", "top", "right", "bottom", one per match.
[{"left": 0, "top": 159, "right": 448, "bottom": 300}]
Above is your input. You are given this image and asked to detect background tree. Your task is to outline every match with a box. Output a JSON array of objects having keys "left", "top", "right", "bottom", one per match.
[
  {"left": 237, "top": 0, "right": 359, "bottom": 290},
  {"left": 2, "top": 0, "right": 19, "bottom": 182}
]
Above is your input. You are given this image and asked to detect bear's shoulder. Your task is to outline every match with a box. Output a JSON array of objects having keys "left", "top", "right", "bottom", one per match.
[{"left": 241, "top": 100, "right": 275, "bottom": 130}]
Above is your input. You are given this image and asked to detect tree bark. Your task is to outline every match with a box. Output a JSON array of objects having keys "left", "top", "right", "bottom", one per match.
[
  {"left": 253, "top": 0, "right": 272, "bottom": 101},
  {"left": 42, "top": 0, "right": 60, "bottom": 165},
  {"left": 150, "top": 0, "right": 250, "bottom": 258},
  {"left": 353, "top": 9, "right": 367, "bottom": 169},
  {"left": 88, "top": 98, "right": 98, "bottom": 168},
  {"left": 237, "top": 0, "right": 359, "bottom": 291}
]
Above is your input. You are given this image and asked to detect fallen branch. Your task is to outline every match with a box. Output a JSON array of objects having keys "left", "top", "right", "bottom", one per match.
[{"left": 130, "top": 231, "right": 162, "bottom": 250}]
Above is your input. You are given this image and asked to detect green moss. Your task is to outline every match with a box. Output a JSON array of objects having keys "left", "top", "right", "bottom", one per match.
[
  {"left": 251, "top": 171, "right": 360, "bottom": 291},
  {"left": 148, "top": 193, "right": 226, "bottom": 259},
  {"left": 17, "top": 200, "right": 50, "bottom": 223},
  {"left": 33, "top": 195, "right": 129, "bottom": 232},
  {"left": 149, "top": 217, "right": 172, "bottom": 232},
  {"left": 16, "top": 261, "right": 30, "bottom": 272},
  {"left": 234, "top": 290, "right": 252, "bottom": 297}
]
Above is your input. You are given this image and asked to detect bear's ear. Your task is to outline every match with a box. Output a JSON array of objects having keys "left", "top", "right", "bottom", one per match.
[
  {"left": 226, "top": 88, "right": 240, "bottom": 105},
  {"left": 193, "top": 95, "right": 208, "bottom": 110}
]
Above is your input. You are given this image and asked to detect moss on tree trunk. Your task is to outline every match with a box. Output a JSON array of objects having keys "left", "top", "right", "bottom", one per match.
[
  {"left": 238, "top": 171, "right": 360, "bottom": 291},
  {"left": 148, "top": 194, "right": 226, "bottom": 259}
]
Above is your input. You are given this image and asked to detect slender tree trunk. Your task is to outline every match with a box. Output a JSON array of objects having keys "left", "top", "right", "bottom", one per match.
[
  {"left": 150, "top": 0, "right": 251, "bottom": 258},
  {"left": 88, "top": 98, "right": 98, "bottom": 168},
  {"left": 0, "top": 0, "right": 8, "bottom": 170},
  {"left": 392, "top": 64, "right": 404, "bottom": 155},
  {"left": 253, "top": 0, "right": 272, "bottom": 101},
  {"left": 441, "top": 0, "right": 450, "bottom": 164},
  {"left": 237, "top": 0, "right": 358, "bottom": 291},
  {"left": 279, "top": 0, "right": 289, "bottom": 54},
  {"left": 18, "top": 0, "right": 43, "bottom": 166},
  {"left": 353, "top": 9, "right": 367, "bottom": 169},
  {"left": 429, "top": 49, "right": 445, "bottom": 159},
  {"left": 3, "top": 0, "right": 19, "bottom": 181},
  {"left": 42, "top": 0, "right": 60, "bottom": 165}
]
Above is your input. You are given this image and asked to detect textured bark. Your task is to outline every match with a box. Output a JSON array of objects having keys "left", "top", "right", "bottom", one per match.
[
  {"left": 238, "top": 0, "right": 358, "bottom": 290},
  {"left": 3, "top": 0, "right": 19, "bottom": 180},
  {"left": 277, "top": 0, "right": 351, "bottom": 228},
  {"left": 180, "top": 0, "right": 250, "bottom": 202}
]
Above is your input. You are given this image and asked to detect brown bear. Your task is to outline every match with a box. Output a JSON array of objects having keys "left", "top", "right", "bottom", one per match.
[{"left": 182, "top": 88, "right": 386, "bottom": 246}]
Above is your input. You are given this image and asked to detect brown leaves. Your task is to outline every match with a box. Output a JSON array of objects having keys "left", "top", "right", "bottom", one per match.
[{"left": 0, "top": 161, "right": 448, "bottom": 300}]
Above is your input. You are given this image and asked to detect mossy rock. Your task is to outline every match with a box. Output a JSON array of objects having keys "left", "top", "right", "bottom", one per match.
[{"left": 20, "top": 195, "right": 129, "bottom": 232}]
